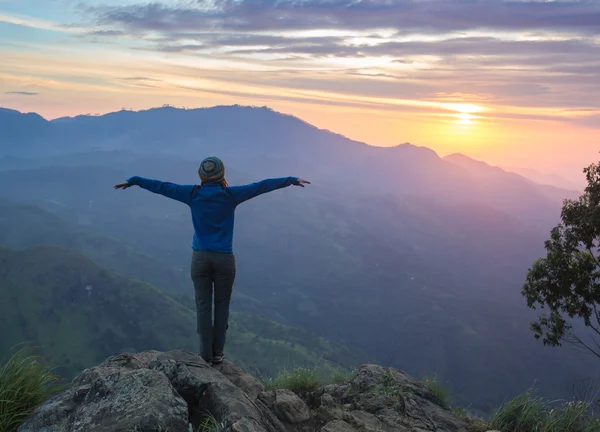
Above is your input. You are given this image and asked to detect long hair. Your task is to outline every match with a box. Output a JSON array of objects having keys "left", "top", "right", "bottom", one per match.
[{"left": 201, "top": 178, "right": 229, "bottom": 188}]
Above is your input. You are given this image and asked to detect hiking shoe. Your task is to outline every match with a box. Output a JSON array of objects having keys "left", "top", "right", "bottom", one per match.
[{"left": 212, "top": 354, "right": 224, "bottom": 365}]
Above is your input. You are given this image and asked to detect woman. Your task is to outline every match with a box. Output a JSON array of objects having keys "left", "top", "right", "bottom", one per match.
[{"left": 114, "top": 156, "right": 310, "bottom": 365}]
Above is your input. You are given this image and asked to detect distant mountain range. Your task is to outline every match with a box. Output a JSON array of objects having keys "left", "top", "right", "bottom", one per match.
[
  {"left": 0, "top": 106, "right": 578, "bottom": 228},
  {"left": 0, "top": 105, "right": 596, "bottom": 410},
  {"left": 500, "top": 164, "right": 583, "bottom": 191}
]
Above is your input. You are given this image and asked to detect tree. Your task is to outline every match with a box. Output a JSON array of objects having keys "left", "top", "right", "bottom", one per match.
[{"left": 522, "top": 161, "right": 600, "bottom": 359}]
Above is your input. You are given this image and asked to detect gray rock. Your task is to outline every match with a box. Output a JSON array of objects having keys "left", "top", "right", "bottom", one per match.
[
  {"left": 259, "top": 390, "right": 311, "bottom": 424},
  {"left": 314, "top": 365, "right": 470, "bottom": 432},
  {"left": 230, "top": 418, "right": 273, "bottom": 432},
  {"left": 254, "top": 398, "right": 295, "bottom": 432},
  {"left": 322, "top": 420, "right": 358, "bottom": 432},
  {"left": 101, "top": 351, "right": 163, "bottom": 370},
  {"left": 214, "top": 360, "right": 266, "bottom": 400},
  {"left": 149, "top": 350, "right": 286, "bottom": 432},
  {"left": 349, "top": 410, "right": 385, "bottom": 431},
  {"left": 18, "top": 366, "right": 188, "bottom": 432}
]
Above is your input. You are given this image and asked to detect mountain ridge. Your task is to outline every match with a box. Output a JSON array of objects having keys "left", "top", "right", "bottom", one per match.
[
  {"left": 0, "top": 104, "right": 575, "bottom": 231},
  {"left": 0, "top": 105, "right": 571, "bottom": 195}
]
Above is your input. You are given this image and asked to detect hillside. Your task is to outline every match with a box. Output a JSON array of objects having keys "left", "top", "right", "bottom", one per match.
[
  {"left": 0, "top": 201, "right": 190, "bottom": 297},
  {"left": 0, "top": 246, "right": 363, "bottom": 378},
  {"left": 0, "top": 246, "right": 196, "bottom": 378}
]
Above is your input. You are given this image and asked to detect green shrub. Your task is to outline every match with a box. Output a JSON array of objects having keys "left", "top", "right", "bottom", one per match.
[
  {"left": 263, "top": 366, "right": 321, "bottom": 395},
  {"left": 331, "top": 367, "right": 354, "bottom": 384},
  {"left": 422, "top": 375, "right": 451, "bottom": 409},
  {"left": 0, "top": 347, "right": 62, "bottom": 432},
  {"left": 491, "top": 391, "right": 600, "bottom": 432}
]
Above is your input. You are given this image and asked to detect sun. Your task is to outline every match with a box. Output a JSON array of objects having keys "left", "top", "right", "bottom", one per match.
[
  {"left": 446, "top": 103, "right": 484, "bottom": 114},
  {"left": 455, "top": 112, "right": 475, "bottom": 125},
  {"left": 441, "top": 101, "right": 485, "bottom": 126}
]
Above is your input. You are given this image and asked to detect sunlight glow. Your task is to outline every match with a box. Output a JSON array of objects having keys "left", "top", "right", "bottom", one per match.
[
  {"left": 456, "top": 113, "right": 476, "bottom": 125},
  {"left": 446, "top": 104, "right": 486, "bottom": 114}
]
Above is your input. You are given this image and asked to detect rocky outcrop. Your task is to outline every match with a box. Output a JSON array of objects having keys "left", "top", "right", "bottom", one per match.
[
  {"left": 312, "top": 364, "right": 472, "bottom": 432},
  {"left": 19, "top": 350, "right": 285, "bottom": 432},
  {"left": 20, "top": 351, "right": 490, "bottom": 432}
]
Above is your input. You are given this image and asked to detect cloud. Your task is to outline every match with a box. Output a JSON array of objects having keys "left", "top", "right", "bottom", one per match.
[
  {"left": 87, "top": 29, "right": 126, "bottom": 36},
  {"left": 4, "top": 0, "right": 599, "bottom": 132},
  {"left": 6, "top": 91, "right": 40, "bottom": 96},
  {"left": 571, "top": 115, "right": 600, "bottom": 129},
  {"left": 119, "top": 76, "right": 162, "bottom": 81},
  {"left": 88, "top": 0, "right": 600, "bottom": 35},
  {"left": 0, "top": 12, "right": 79, "bottom": 32}
]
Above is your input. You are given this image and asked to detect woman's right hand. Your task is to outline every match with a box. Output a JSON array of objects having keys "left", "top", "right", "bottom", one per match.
[{"left": 114, "top": 181, "right": 132, "bottom": 190}]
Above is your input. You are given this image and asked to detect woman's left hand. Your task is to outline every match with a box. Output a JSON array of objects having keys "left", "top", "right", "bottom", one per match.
[{"left": 294, "top": 179, "right": 311, "bottom": 188}]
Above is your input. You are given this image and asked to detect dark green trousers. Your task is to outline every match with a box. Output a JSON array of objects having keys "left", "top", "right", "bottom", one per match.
[{"left": 190, "top": 250, "right": 236, "bottom": 362}]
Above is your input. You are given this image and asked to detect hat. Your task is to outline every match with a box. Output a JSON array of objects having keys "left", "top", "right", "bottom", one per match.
[{"left": 198, "top": 156, "right": 225, "bottom": 181}]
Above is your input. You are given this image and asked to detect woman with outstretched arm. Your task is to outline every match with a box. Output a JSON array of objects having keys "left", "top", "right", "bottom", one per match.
[{"left": 114, "top": 156, "right": 310, "bottom": 365}]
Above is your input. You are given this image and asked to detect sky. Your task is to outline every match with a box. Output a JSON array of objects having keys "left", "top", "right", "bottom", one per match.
[{"left": 1, "top": 0, "right": 599, "bottom": 182}]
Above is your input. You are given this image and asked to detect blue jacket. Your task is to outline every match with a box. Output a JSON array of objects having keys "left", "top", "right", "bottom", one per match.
[{"left": 127, "top": 176, "right": 298, "bottom": 253}]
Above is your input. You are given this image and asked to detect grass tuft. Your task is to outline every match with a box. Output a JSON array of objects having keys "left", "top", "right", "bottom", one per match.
[
  {"left": 194, "top": 413, "right": 224, "bottom": 432},
  {"left": 491, "top": 391, "right": 600, "bottom": 432},
  {"left": 0, "top": 346, "right": 62, "bottom": 432},
  {"left": 263, "top": 366, "right": 322, "bottom": 395},
  {"left": 422, "top": 375, "right": 451, "bottom": 409}
]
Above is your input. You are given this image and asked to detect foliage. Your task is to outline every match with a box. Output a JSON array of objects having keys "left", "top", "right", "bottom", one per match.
[
  {"left": 0, "top": 347, "right": 62, "bottom": 432},
  {"left": 422, "top": 375, "right": 451, "bottom": 409},
  {"left": 263, "top": 366, "right": 322, "bottom": 395},
  {"left": 194, "top": 414, "right": 224, "bottom": 432},
  {"left": 491, "top": 391, "right": 600, "bottom": 432},
  {"left": 451, "top": 407, "right": 491, "bottom": 432},
  {"left": 331, "top": 367, "right": 355, "bottom": 384},
  {"left": 523, "top": 161, "right": 600, "bottom": 358},
  {"left": 374, "top": 369, "right": 398, "bottom": 397}
]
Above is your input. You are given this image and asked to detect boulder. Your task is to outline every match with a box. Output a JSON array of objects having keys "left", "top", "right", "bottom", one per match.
[
  {"left": 18, "top": 366, "right": 188, "bottom": 432},
  {"left": 259, "top": 389, "right": 312, "bottom": 424}
]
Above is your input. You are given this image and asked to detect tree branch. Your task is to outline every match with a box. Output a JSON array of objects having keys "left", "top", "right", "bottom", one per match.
[
  {"left": 583, "top": 246, "right": 600, "bottom": 329},
  {"left": 592, "top": 301, "right": 600, "bottom": 333},
  {"left": 565, "top": 330, "right": 600, "bottom": 360}
]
